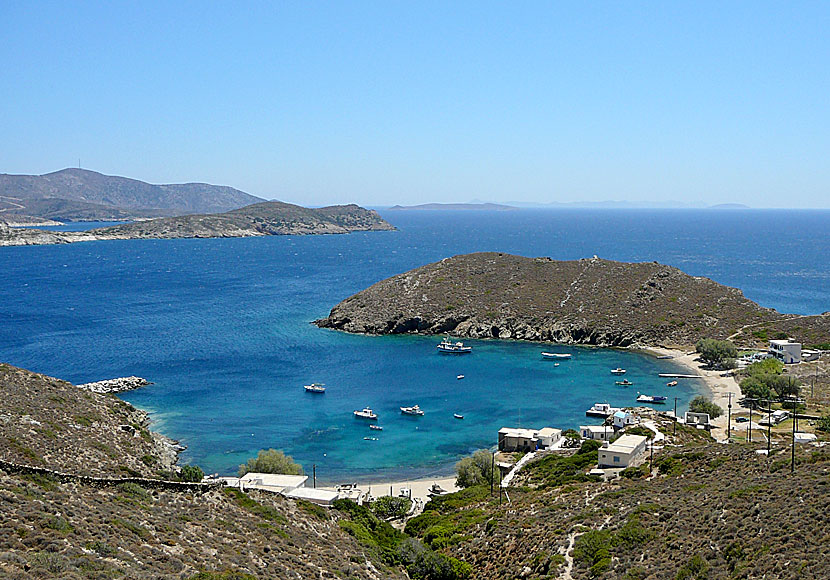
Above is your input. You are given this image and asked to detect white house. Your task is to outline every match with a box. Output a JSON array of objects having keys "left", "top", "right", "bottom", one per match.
[
  {"left": 239, "top": 473, "right": 308, "bottom": 494},
  {"left": 684, "top": 411, "right": 711, "bottom": 429},
  {"left": 498, "top": 426, "right": 561, "bottom": 452},
  {"left": 759, "top": 409, "right": 790, "bottom": 426},
  {"left": 769, "top": 339, "right": 801, "bottom": 364},
  {"left": 580, "top": 425, "right": 612, "bottom": 442},
  {"left": 283, "top": 487, "right": 340, "bottom": 507},
  {"left": 597, "top": 434, "right": 648, "bottom": 469},
  {"left": 612, "top": 410, "right": 637, "bottom": 429}
]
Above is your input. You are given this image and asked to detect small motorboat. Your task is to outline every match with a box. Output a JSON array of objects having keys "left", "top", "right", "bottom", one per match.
[
  {"left": 354, "top": 407, "right": 378, "bottom": 420},
  {"left": 542, "top": 352, "right": 572, "bottom": 359},
  {"left": 369, "top": 424, "right": 383, "bottom": 431},
  {"left": 457, "top": 374, "right": 465, "bottom": 380},
  {"left": 454, "top": 413, "right": 464, "bottom": 419},
  {"left": 400, "top": 404, "right": 425, "bottom": 416},
  {"left": 428, "top": 483, "right": 448, "bottom": 496},
  {"left": 666, "top": 380, "right": 678, "bottom": 387},
  {"left": 636, "top": 394, "right": 666, "bottom": 404},
  {"left": 554, "top": 362, "right": 560, "bottom": 367},
  {"left": 615, "top": 379, "right": 633, "bottom": 386},
  {"left": 363, "top": 436, "right": 379, "bottom": 441},
  {"left": 304, "top": 382, "right": 326, "bottom": 393},
  {"left": 437, "top": 336, "right": 472, "bottom": 354},
  {"left": 586, "top": 402, "right": 620, "bottom": 417},
  {"left": 611, "top": 368, "right": 626, "bottom": 375}
]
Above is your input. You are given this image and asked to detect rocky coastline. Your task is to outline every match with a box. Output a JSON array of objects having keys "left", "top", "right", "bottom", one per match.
[{"left": 76, "top": 375, "right": 152, "bottom": 394}]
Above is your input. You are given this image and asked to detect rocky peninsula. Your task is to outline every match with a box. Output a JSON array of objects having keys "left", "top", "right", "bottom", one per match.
[
  {"left": 0, "top": 200, "right": 395, "bottom": 246},
  {"left": 76, "top": 376, "right": 151, "bottom": 394},
  {"left": 316, "top": 252, "right": 830, "bottom": 348}
]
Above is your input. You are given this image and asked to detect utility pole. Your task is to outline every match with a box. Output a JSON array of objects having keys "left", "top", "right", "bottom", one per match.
[
  {"left": 490, "top": 452, "right": 495, "bottom": 496},
  {"left": 727, "top": 392, "right": 733, "bottom": 443},
  {"left": 765, "top": 399, "right": 771, "bottom": 455},
  {"left": 673, "top": 397, "right": 678, "bottom": 436},
  {"left": 791, "top": 407, "right": 797, "bottom": 473},
  {"left": 748, "top": 399, "right": 753, "bottom": 443},
  {"left": 313, "top": 464, "right": 316, "bottom": 488}
]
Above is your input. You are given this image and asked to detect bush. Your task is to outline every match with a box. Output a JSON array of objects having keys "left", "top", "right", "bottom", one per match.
[
  {"left": 238, "top": 449, "right": 302, "bottom": 476},
  {"left": 816, "top": 416, "right": 830, "bottom": 433},
  {"left": 371, "top": 496, "right": 412, "bottom": 520},
  {"left": 180, "top": 464, "right": 204, "bottom": 482},
  {"left": 562, "top": 428, "right": 581, "bottom": 448},
  {"left": 455, "top": 449, "right": 499, "bottom": 488},
  {"left": 689, "top": 396, "right": 723, "bottom": 419}
]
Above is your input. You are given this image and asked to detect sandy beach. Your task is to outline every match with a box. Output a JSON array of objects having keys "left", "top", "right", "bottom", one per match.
[
  {"left": 646, "top": 346, "right": 744, "bottom": 441},
  {"left": 321, "top": 476, "right": 459, "bottom": 506}
]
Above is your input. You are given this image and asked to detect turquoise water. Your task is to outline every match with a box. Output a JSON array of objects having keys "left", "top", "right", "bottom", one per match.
[{"left": 1, "top": 209, "right": 827, "bottom": 482}]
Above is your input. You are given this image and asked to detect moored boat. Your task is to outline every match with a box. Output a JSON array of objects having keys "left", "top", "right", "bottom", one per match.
[
  {"left": 454, "top": 413, "right": 464, "bottom": 419},
  {"left": 611, "top": 368, "right": 626, "bottom": 375},
  {"left": 304, "top": 382, "right": 326, "bottom": 393},
  {"left": 586, "top": 402, "right": 620, "bottom": 418},
  {"left": 457, "top": 374, "right": 465, "bottom": 380},
  {"left": 369, "top": 424, "right": 383, "bottom": 431},
  {"left": 542, "top": 352, "right": 572, "bottom": 359},
  {"left": 615, "top": 379, "right": 633, "bottom": 386},
  {"left": 437, "top": 336, "right": 472, "bottom": 354},
  {"left": 354, "top": 407, "right": 378, "bottom": 420},
  {"left": 636, "top": 394, "right": 666, "bottom": 404},
  {"left": 400, "top": 404, "right": 425, "bottom": 416},
  {"left": 666, "top": 380, "right": 678, "bottom": 387}
]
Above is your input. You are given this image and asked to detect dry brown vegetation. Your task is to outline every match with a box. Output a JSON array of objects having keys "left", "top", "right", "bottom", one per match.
[{"left": 316, "top": 253, "right": 830, "bottom": 348}]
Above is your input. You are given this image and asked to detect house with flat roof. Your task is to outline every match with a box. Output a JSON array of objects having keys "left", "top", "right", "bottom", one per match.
[
  {"left": 239, "top": 473, "right": 308, "bottom": 494},
  {"left": 684, "top": 411, "right": 711, "bottom": 429},
  {"left": 580, "top": 424, "right": 612, "bottom": 442},
  {"left": 498, "top": 426, "right": 561, "bottom": 452},
  {"left": 597, "top": 434, "right": 648, "bottom": 469},
  {"left": 769, "top": 339, "right": 801, "bottom": 364}
]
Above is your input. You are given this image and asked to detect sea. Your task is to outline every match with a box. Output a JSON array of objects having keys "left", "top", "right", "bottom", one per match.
[{"left": 1, "top": 209, "right": 828, "bottom": 483}]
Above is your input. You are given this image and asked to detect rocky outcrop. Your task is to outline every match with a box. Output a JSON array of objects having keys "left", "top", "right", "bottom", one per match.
[
  {"left": 76, "top": 376, "right": 151, "bottom": 394},
  {"left": 316, "top": 252, "right": 827, "bottom": 348},
  {"left": 0, "top": 200, "right": 395, "bottom": 246}
]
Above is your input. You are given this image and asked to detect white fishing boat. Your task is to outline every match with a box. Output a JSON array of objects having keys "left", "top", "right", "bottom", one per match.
[
  {"left": 611, "top": 368, "right": 626, "bottom": 375},
  {"left": 541, "top": 352, "right": 572, "bottom": 359},
  {"left": 354, "top": 407, "right": 378, "bottom": 420},
  {"left": 636, "top": 394, "right": 667, "bottom": 404},
  {"left": 369, "top": 424, "right": 383, "bottom": 431},
  {"left": 400, "top": 404, "right": 425, "bottom": 416},
  {"left": 666, "top": 380, "right": 678, "bottom": 387},
  {"left": 304, "top": 382, "right": 326, "bottom": 393},
  {"left": 437, "top": 336, "right": 472, "bottom": 354},
  {"left": 454, "top": 413, "right": 464, "bottom": 419},
  {"left": 457, "top": 374, "right": 465, "bottom": 380},
  {"left": 585, "top": 402, "right": 620, "bottom": 418},
  {"left": 364, "top": 436, "right": 378, "bottom": 441}
]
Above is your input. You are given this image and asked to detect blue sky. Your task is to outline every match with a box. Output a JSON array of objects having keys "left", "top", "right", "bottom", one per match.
[{"left": 2, "top": 2, "right": 829, "bottom": 207}]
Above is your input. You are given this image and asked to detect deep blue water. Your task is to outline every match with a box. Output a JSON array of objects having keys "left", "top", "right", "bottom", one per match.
[{"left": 1, "top": 209, "right": 827, "bottom": 482}]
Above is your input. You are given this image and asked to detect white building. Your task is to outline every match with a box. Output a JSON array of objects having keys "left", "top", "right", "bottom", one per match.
[
  {"left": 239, "top": 473, "right": 308, "bottom": 494},
  {"left": 769, "top": 339, "right": 801, "bottom": 364},
  {"left": 498, "top": 426, "right": 561, "bottom": 452},
  {"left": 283, "top": 487, "right": 341, "bottom": 506},
  {"left": 758, "top": 409, "right": 790, "bottom": 426},
  {"left": 612, "top": 410, "right": 637, "bottom": 429},
  {"left": 684, "top": 411, "right": 711, "bottom": 429},
  {"left": 580, "top": 425, "right": 612, "bottom": 442},
  {"left": 597, "top": 434, "right": 648, "bottom": 469}
]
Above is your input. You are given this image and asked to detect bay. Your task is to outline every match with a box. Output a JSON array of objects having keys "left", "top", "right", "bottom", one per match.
[{"left": 1, "top": 209, "right": 827, "bottom": 482}]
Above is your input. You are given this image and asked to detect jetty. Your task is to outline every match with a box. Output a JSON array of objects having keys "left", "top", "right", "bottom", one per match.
[{"left": 658, "top": 373, "right": 702, "bottom": 379}]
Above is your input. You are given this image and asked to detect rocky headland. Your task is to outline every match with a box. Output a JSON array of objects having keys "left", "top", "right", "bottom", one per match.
[
  {"left": 76, "top": 376, "right": 152, "bottom": 394},
  {"left": 316, "top": 252, "right": 830, "bottom": 348},
  {"left": 0, "top": 200, "right": 395, "bottom": 246}
]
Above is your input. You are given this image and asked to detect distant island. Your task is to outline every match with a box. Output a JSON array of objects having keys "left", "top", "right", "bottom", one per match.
[
  {"left": 0, "top": 201, "right": 395, "bottom": 246},
  {"left": 316, "top": 252, "right": 830, "bottom": 348},
  {"left": 0, "top": 168, "right": 263, "bottom": 223},
  {"left": 387, "top": 202, "right": 517, "bottom": 211}
]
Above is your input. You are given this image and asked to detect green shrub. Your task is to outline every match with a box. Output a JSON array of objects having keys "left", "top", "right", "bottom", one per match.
[
  {"left": 371, "top": 495, "right": 412, "bottom": 520},
  {"left": 238, "top": 448, "right": 303, "bottom": 476},
  {"left": 179, "top": 464, "right": 204, "bottom": 482},
  {"left": 675, "top": 554, "right": 709, "bottom": 579}
]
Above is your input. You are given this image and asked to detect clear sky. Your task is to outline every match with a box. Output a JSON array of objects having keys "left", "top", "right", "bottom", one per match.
[{"left": 2, "top": 2, "right": 829, "bottom": 208}]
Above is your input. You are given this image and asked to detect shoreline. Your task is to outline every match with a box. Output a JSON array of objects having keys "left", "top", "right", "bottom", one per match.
[
  {"left": 320, "top": 476, "right": 459, "bottom": 505},
  {"left": 643, "top": 346, "right": 743, "bottom": 441}
]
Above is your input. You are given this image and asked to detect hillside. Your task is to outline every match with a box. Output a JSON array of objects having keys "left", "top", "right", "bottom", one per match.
[
  {"left": 0, "top": 363, "right": 406, "bottom": 579},
  {"left": 315, "top": 252, "right": 830, "bottom": 348},
  {"left": 404, "top": 440, "right": 830, "bottom": 579},
  {"left": 0, "top": 168, "right": 263, "bottom": 220},
  {"left": 0, "top": 201, "right": 395, "bottom": 246}
]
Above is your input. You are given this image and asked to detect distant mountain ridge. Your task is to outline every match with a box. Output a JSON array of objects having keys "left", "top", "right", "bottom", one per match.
[
  {"left": 0, "top": 168, "right": 264, "bottom": 220},
  {"left": 388, "top": 202, "right": 517, "bottom": 211}
]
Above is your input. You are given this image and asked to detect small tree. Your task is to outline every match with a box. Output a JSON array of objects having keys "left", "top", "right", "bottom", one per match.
[
  {"left": 561, "top": 428, "right": 581, "bottom": 448},
  {"left": 371, "top": 496, "right": 412, "bottom": 520},
  {"left": 695, "top": 339, "right": 737, "bottom": 369},
  {"left": 455, "top": 449, "right": 499, "bottom": 488},
  {"left": 816, "top": 416, "right": 830, "bottom": 433},
  {"left": 239, "top": 449, "right": 303, "bottom": 476},
  {"left": 179, "top": 464, "right": 204, "bottom": 482},
  {"left": 689, "top": 395, "right": 723, "bottom": 419}
]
